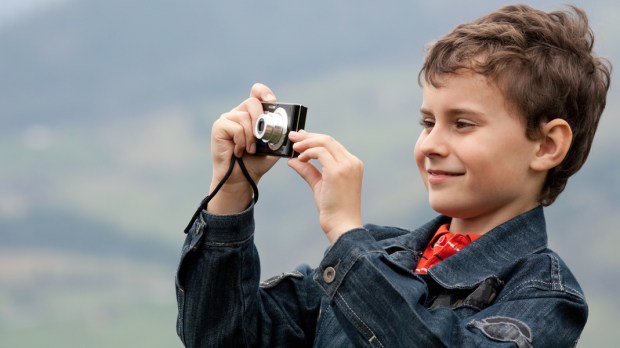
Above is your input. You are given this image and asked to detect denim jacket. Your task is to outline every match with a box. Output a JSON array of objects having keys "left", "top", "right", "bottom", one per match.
[{"left": 175, "top": 205, "right": 587, "bottom": 347}]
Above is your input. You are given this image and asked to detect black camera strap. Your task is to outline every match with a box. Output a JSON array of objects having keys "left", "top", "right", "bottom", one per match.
[{"left": 183, "top": 155, "right": 259, "bottom": 233}]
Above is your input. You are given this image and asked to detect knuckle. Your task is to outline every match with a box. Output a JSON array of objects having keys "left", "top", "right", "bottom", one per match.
[
  {"left": 241, "top": 97, "right": 255, "bottom": 108},
  {"left": 216, "top": 113, "right": 228, "bottom": 122},
  {"left": 248, "top": 98, "right": 263, "bottom": 109},
  {"left": 323, "top": 134, "right": 334, "bottom": 142},
  {"left": 220, "top": 110, "right": 238, "bottom": 120},
  {"left": 335, "top": 166, "right": 348, "bottom": 176},
  {"left": 212, "top": 116, "right": 227, "bottom": 130}
]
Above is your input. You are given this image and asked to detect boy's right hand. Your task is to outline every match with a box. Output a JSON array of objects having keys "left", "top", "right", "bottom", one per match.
[{"left": 207, "top": 83, "right": 279, "bottom": 215}]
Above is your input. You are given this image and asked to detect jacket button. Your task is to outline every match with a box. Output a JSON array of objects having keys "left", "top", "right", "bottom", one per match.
[{"left": 323, "top": 267, "right": 336, "bottom": 284}]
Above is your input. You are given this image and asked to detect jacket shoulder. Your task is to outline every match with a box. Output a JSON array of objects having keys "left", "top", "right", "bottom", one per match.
[
  {"left": 364, "top": 223, "right": 412, "bottom": 241},
  {"left": 364, "top": 216, "right": 448, "bottom": 246},
  {"left": 499, "top": 249, "right": 586, "bottom": 302}
]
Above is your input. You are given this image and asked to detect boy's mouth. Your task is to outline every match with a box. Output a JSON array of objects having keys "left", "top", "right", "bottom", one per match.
[
  {"left": 427, "top": 169, "right": 464, "bottom": 176},
  {"left": 426, "top": 169, "right": 464, "bottom": 184}
]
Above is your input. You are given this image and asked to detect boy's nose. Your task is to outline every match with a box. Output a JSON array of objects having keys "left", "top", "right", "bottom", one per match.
[{"left": 418, "top": 128, "right": 449, "bottom": 158}]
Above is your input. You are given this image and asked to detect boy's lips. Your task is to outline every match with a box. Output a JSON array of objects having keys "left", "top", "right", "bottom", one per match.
[{"left": 426, "top": 169, "right": 464, "bottom": 184}]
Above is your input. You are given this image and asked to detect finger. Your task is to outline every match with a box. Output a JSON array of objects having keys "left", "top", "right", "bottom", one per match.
[
  {"left": 232, "top": 97, "right": 263, "bottom": 114},
  {"left": 215, "top": 117, "right": 248, "bottom": 158},
  {"left": 250, "top": 83, "right": 277, "bottom": 102},
  {"left": 229, "top": 108, "right": 262, "bottom": 154},
  {"left": 232, "top": 98, "right": 271, "bottom": 153},
  {"left": 290, "top": 131, "right": 341, "bottom": 151},
  {"left": 225, "top": 107, "right": 261, "bottom": 154},
  {"left": 227, "top": 121, "right": 248, "bottom": 158},
  {"left": 221, "top": 111, "right": 254, "bottom": 152},
  {"left": 296, "top": 147, "right": 338, "bottom": 170},
  {"left": 291, "top": 131, "right": 349, "bottom": 162},
  {"left": 243, "top": 99, "right": 265, "bottom": 153},
  {"left": 288, "top": 158, "right": 322, "bottom": 189}
]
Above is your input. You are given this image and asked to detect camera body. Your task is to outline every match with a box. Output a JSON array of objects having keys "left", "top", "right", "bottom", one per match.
[{"left": 254, "top": 102, "right": 307, "bottom": 157}]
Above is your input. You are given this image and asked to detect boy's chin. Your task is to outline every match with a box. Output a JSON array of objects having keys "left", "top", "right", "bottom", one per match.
[{"left": 428, "top": 198, "right": 469, "bottom": 219}]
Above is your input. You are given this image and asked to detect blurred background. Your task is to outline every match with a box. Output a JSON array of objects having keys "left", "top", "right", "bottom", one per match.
[{"left": 0, "top": 0, "right": 618, "bottom": 346}]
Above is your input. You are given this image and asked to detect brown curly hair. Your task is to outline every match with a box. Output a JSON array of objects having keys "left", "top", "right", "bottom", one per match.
[{"left": 419, "top": 4, "right": 611, "bottom": 205}]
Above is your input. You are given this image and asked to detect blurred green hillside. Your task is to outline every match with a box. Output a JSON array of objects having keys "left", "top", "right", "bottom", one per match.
[{"left": 1, "top": 1, "right": 618, "bottom": 347}]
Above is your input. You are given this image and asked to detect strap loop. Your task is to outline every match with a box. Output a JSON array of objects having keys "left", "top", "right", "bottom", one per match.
[{"left": 184, "top": 155, "right": 259, "bottom": 233}]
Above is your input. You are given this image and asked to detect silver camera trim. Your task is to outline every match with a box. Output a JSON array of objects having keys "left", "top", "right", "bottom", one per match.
[{"left": 254, "top": 107, "right": 289, "bottom": 150}]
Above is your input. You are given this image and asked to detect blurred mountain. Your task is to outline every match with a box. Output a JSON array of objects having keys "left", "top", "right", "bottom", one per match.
[
  {"left": 0, "top": 0, "right": 435, "bottom": 130},
  {"left": 1, "top": 1, "right": 619, "bottom": 347}
]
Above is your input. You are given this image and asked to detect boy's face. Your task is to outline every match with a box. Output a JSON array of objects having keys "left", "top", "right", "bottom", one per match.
[{"left": 414, "top": 71, "right": 542, "bottom": 230}]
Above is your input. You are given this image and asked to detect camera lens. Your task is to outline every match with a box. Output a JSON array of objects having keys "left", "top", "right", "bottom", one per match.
[
  {"left": 254, "top": 107, "right": 288, "bottom": 150},
  {"left": 257, "top": 119, "right": 265, "bottom": 133}
]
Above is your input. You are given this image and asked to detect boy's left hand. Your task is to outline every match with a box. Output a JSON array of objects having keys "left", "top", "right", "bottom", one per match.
[{"left": 287, "top": 130, "right": 364, "bottom": 244}]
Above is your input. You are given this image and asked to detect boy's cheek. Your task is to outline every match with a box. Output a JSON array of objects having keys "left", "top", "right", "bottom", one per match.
[
  {"left": 413, "top": 148, "right": 426, "bottom": 173},
  {"left": 414, "top": 163, "right": 429, "bottom": 190},
  {"left": 413, "top": 137, "right": 431, "bottom": 190}
]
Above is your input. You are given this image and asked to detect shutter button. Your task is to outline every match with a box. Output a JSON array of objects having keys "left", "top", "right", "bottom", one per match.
[{"left": 323, "top": 267, "right": 336, "bottom": 284}]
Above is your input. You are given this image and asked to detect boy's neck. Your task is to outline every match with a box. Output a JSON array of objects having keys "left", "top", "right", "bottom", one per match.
[{"left": 448, "top": 201, "right": 541, "bottom": 235}]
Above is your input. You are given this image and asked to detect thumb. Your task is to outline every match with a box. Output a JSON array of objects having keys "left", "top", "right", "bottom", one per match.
[
  {"left": 250, "top": 83, "right": 277, "bottom": 102},
  {"left": 288, "top": 158, "right": 321, "bottom": 189}
]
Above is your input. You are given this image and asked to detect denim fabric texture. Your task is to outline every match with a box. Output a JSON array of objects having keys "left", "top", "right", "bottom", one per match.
[{"left": 176, "top": 205, "right": 587, "bottom": 347}]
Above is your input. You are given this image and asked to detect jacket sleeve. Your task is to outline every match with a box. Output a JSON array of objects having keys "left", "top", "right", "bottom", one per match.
[
  {"left": 314, "top": 228, "right": 587, "bottom": 347},
  {"left": 175, "top": 204, "right": 322, "bottom": 347}
]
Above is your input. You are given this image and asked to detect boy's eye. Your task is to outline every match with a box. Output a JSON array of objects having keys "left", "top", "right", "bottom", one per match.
[
  {"left": 455, "top": 119, "right": 475, "bottom": 129},
  {"left": 419, "top": 118, "right": 435, "bottom": 128}
]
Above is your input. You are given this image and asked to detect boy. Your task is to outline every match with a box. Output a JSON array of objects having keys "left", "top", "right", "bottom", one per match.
[{"left": 176, "top": 4, "right": 610, "bottom": 347}]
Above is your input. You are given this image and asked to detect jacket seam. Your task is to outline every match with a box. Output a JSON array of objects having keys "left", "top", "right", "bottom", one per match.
[
  {"left": 497, "top": 279, "right": 585, "bottom": 302},
  {"left": 240, "top": 243, "right": 250, "bottom": 347},
  {"left": 322, "top": 249, "right": 385, "bottom": 298},
  {"left": 548, "top": 254, "right": 564, "bottom": 291},
  {"left": 204, "top": 233, "right": 254, "bottom": 248},
  {"left": 336, "top": 291, "right": 385, "bottom": 347}
]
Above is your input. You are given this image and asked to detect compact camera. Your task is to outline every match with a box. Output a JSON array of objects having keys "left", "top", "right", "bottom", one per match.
[{"left": 254, "top": 102, "right": 308, "bottom": 157}]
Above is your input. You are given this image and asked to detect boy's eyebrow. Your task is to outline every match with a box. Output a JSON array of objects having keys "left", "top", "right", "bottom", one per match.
[
  {"left": 419, "top": 106, "right": 483, "bottom": 118},
  {"left": 419, "top": 107, "right": 433, "bottom": 116}
]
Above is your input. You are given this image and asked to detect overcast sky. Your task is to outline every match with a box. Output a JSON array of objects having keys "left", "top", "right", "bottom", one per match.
[{"left": 0, "top": 0, "right": 66, "bottom": 27}]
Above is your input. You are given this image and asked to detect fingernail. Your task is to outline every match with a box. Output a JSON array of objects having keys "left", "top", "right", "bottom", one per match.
[
  {"left": 249, "top": 143, "right": 256, "bottom": 154},
  {"left": 264, "top": 93, "right": 276, "bottom": 102}
]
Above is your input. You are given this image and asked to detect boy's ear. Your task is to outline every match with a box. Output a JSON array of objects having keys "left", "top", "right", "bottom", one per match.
[{"left": 531, "top": 118, "right": 573, "bottom": 171}]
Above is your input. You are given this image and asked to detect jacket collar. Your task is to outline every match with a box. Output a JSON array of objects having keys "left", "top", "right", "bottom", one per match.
[{"left": 421, "top": 206, "right": 548, "bottom": 288}]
